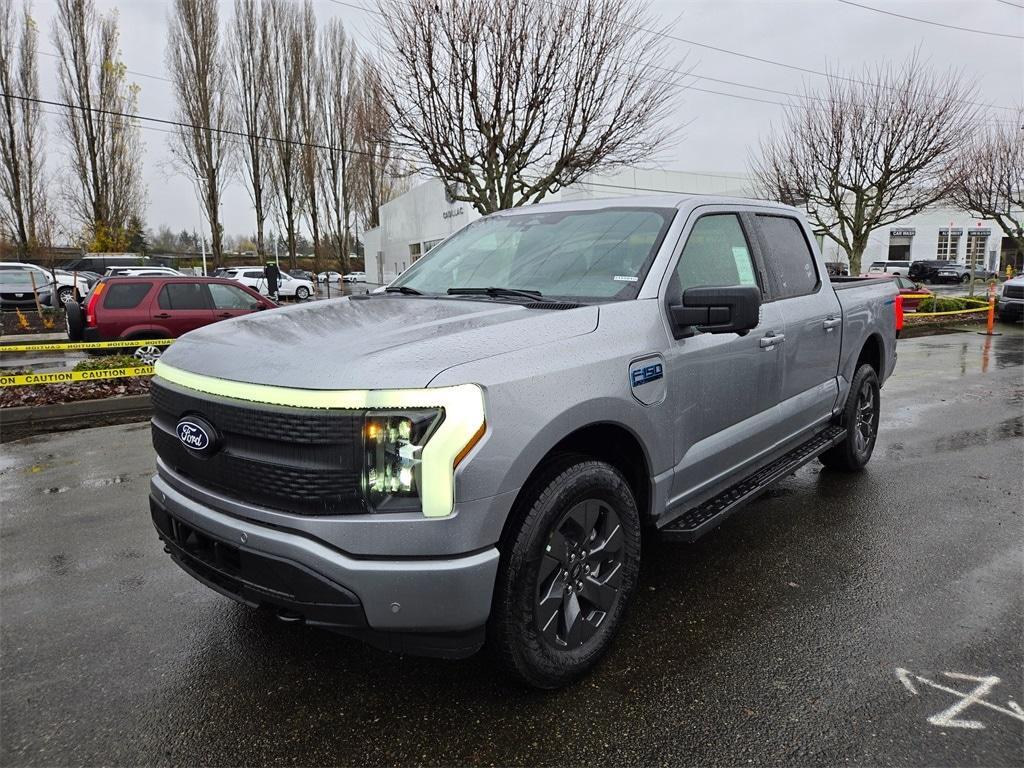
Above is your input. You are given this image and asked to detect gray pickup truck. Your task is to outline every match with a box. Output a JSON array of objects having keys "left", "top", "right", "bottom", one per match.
[{"left": 149, "top": 195, "right": 899, "bottom": 688}]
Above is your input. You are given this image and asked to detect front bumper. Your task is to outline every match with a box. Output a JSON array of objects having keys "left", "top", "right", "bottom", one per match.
[
  {"left": 999, "top": 297, "right": 1024, "bottom": 318},
  {"left": 150, "top": 474, "right": 501, "bottom": 658}
]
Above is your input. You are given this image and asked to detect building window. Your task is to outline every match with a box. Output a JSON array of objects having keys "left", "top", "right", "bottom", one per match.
[
  {"left": 409, "top": 243, "right": 422, "bottom": 263},
  {"left": 965, "top": 230, "right": 989, "bottom": 270},
  {"left": 423, "top": 239, "right": 442, "bottom": 253},
  {"left": 936, "top": 229, "right": 962, "bottom": 261}
]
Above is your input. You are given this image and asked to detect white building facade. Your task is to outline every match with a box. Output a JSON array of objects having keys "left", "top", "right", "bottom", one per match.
[{"left": 363, "top": 169, "right": 1020, "bottom": 284}]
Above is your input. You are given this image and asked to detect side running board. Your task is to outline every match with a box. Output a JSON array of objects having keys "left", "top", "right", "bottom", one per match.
[{"left": 659, "top": 425, "right": 846, "bottom": 542}]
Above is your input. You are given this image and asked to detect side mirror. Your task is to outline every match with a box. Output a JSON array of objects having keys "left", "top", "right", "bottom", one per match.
[{"left": 669, "top": 285, "right": 761, "bottom": 337}]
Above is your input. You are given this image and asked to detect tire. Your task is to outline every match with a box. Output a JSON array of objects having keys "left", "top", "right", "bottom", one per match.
[
  {"left": 295, "top": 286, "right": 310, "bottom": 300},
  {"left": 820, "top": 363, "right": 880, "bottom": 471},
  {"left": 489, "top": 456, "right": 641, "bottom": 689},
  {"left": 960, "top": 274, "right": 970, "bottom": 284},
  {"left": 56, "top": 286, "right": 76, "bottom": 305},
  {"left": 64, "top": 300, "right": 84, "bottom": 341}
]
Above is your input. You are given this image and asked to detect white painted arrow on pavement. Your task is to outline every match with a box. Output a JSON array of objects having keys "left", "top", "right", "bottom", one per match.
[{"left": 895, "top": 668, "right": 1024, "bottom": 730}]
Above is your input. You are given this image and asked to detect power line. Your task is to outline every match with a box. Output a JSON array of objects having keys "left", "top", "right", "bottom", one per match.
[
  {"left": 836, "top": 0, "right": 1024, "bottom": 39},
  {"left": 3, "top": 91, "right": 398, "bottom": 161},
  {"left": 339, "top": 0, "right": 1019, "bottom": 113}
]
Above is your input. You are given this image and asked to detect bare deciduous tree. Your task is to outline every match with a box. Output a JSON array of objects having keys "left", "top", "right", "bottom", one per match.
[
  {"left": 318, "top": 18, "right": 357, "bottom": 272},
  {"left": 265, "top": 0, "right": 303, "bottom": 268},
  {"left": 353, "top": 57, "right": 406, "bottom": 231},
  {"left": 751, "top": 56, "right": 978, "bottom": 274},
  {"left": 948, "top": 113, "right": 1024, "bottom": 256},
  {"left": 378, "top": 0, "right": 683, "bottom": 215},
  {"left": 0, "top": 0, "right": 47, "bottom": 259},
  {"left": 53, "top": 0, "right": 145, "bottom": 251},
  {"left": 295, "top": 0, "right": 323, "bottom": 267},
  {"left": 167, "top": 0, "right": 232, "bottom": 268},
  {"left": 230, "top": 0, "right": 272, "bottom": 259}
]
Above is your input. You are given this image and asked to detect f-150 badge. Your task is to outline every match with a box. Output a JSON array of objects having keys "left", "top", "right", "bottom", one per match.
[{"left": 629, "top": 355, "right": 666, "bottom": 406}]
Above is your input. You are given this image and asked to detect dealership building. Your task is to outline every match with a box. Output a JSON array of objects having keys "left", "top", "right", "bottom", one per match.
[{"left": 363, "top": 169, "right": 1021, "bottom": 284}]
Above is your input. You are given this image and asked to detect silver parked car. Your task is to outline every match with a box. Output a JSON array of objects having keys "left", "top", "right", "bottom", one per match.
[
  {"left": 0, "top": 264, "right": 54, "bottom": 309},
  {"left": 148, "top": 195, "right": 899, "bottom": 687}
]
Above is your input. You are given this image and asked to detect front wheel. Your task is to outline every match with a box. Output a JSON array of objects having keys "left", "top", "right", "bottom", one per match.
[
  {"left": 56, "top": 286, "right": 76, "bottom": 305},
  {"left": 490, "top": 457, "right": 641, "bottom": 689},
  {"left": 295, "top": 286, "right": 310, "bottom": 300},
  {"left": 820, "top": 363, "right": 880, "bottom": 471},
  {"left": 960, "top": 274, "right": 970, "bottom": 284}
]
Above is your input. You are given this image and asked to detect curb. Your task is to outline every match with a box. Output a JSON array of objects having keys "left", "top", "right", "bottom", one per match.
[
  {"left": 0, "top": 332, "right": 71, "bottom": 346},
  {"left": 0, "top": 394, "right": 151, "bottom": 443}
]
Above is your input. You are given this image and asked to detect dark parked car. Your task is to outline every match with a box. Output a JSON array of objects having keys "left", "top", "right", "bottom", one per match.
[
  {"left": 908, "top": 260, "right": 951, "bottom": 283},
  {"left": 289, "top": 268, "right": 315, "bottom": 282},
  {"left": 65, "top": 276, "right": 276, "bottom": 362}
]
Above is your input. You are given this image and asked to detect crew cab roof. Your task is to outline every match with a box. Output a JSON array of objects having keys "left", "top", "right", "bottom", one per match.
[{"left": 492, "top": 193, "right": 799, "bottom": 217}]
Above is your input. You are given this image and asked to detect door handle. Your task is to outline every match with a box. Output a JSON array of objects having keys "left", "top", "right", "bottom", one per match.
[
  {"left": 760, "top": 332, "right": 785, "bottom": 348},
  {"left": 823, "top": 317, "right": 841, "bottom": 331},
  {"left": 216, "top": 312, "right": 232, "bottom": 318},
  {"left": 153, "top": 313, "right": 171, "bottom": 319}
]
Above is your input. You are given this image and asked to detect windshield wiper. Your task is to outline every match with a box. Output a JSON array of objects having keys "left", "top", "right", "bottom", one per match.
[
  {"left": 384, "top": 285, "right": 423, "bottom": 295},
  {"left": 447, "top": 287, "right": 542, "bottom": 302}
]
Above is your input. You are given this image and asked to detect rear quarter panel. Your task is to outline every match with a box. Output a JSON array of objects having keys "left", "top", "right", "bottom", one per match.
[{"left": 834, "top": 278, "right": 899, "bottom": 394}]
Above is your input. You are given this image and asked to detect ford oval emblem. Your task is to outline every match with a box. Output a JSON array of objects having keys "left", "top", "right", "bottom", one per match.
[{"left": 176, "top": 416, "right": 218, "bottom": 455}]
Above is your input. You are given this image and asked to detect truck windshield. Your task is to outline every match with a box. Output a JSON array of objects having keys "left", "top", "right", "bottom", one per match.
[{"left": 390, "top": 206, "right": 676, "bottom": 302}]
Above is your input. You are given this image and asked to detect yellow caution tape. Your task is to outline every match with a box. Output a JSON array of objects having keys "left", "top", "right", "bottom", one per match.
[
  {"left": 0, "top": 338, "right": 174, "bottom": 353},
  {"left": 908, "top": 306, "right": 992, "bottom": 318},
  {"left": 0, "top": 365, "right": 154, "bottom": 387}
]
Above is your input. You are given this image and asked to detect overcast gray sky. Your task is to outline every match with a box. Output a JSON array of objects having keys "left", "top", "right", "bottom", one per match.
[{"left": 27, "top": 0, "right": 1024, "bottom": 239}]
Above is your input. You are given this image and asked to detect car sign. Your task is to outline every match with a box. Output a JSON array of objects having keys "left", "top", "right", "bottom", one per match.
[{"left": 176, "top": 416, "right": 218, "bottom": 455}]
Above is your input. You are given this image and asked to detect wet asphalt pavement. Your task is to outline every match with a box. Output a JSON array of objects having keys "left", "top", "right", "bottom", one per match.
[{"left": 1, "top": 328, "right": 1022, "bottom": 767}]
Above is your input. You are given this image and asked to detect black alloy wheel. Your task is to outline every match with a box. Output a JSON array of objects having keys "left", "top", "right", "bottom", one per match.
[{"left": 534, "top": 498, "right": 625, "bottom": 649}]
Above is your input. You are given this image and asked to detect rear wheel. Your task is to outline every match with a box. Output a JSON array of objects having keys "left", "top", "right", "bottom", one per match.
[
  {"left": 490, "top": 457, "right": 641, "bottom": 689},
  {"left": 64, "top": 301, "right": 84, "bottom": 341},
  {"left": 820, "top": 363, "right": 880, "bottom": 471}
]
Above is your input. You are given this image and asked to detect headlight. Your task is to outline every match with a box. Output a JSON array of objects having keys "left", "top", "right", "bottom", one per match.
[{"left": 364, "top": 409, "right": 444, "bottom": 510}]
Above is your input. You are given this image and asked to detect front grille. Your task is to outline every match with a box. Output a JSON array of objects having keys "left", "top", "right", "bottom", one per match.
[
  {"left": 151, "top": 380, "right": 366, "bottom": 515},
  {"left": 1003, "top": 284, "right": 1024, "bottom": 299}
]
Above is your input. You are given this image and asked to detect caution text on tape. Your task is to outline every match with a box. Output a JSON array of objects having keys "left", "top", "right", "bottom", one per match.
[
  {"left": 0, "top": 365, "right": 154, "bottom": 387},
  {"left": 0, "top": 338, "right": 174, "bottom": 353}
]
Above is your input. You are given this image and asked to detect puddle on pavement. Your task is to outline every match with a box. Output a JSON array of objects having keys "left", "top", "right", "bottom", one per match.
[{"left": 81, "top": 474, "right": 133, "bottom": 488}]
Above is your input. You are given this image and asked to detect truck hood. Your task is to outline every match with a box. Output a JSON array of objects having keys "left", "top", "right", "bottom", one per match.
[{"left": 159, "top": 295, "right": 599, "bottom": 390}]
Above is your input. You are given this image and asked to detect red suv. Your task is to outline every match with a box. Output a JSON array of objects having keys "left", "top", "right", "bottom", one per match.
[{"left": 66, "top": 276, "right": 276, "bottom": 361}]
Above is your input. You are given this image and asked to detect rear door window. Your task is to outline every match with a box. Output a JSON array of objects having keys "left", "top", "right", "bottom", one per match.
[
  {"left": 756, "top": 215, "right": 820, "bottom": 299},
  {"left": 158, "top": 282, "right": 211, "bottom": 310},
  {"left": 103, "top": 282, "right": 152, "bottom": 309}
]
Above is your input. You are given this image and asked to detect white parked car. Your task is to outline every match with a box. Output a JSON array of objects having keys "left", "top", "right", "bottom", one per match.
[
  {"left": 867, "top": 260, "right": 911, "bottom": 277},
  {"left": 0, "top": 261, "right": 89, "bottom": 304},
  {"left": 342, "top": 271, "right": 367, "bottom": 283},
  {"left": 317, "top": 271, "right": 343, "bottom": 283},
  {"left": 105, "top": 266, "right": 184, "bottom": 277},
  {"left": 224, "top": 266, "right": 315, "bottom": 300}
]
